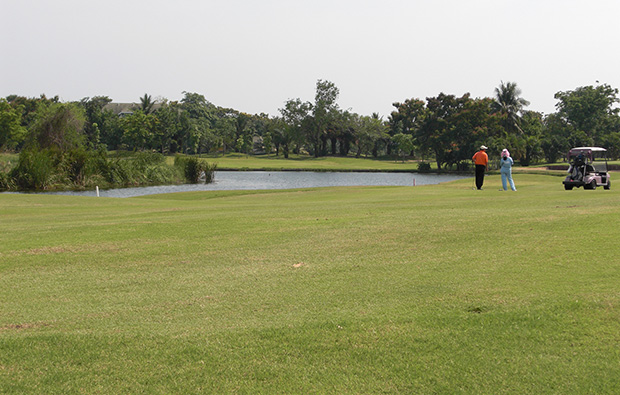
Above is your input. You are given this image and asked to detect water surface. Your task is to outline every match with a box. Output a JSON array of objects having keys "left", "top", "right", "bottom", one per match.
[{"left": 32, "top": 171, "right": 468, "bottom": 198}]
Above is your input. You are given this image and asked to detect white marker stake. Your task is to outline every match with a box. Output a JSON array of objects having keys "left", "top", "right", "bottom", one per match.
[
  {"left": 96, "top": 186, "right": 99, "bottom": 197},
  {"left": 413, "top": 178, "right": 416, "bottom": 186}
]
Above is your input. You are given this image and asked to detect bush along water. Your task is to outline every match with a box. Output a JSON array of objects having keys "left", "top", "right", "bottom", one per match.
[
  {"left": 175, "top": 155, "right": 217, "bottom": 184},
  {"left": 0, "top": 150, "right": 216, "bottom": 192},
  {"left": 417, "top": 161, "right": 432, "bottom": 172},
  {"left": 11, "top": 149, "right": 57, "bottom": 190}
]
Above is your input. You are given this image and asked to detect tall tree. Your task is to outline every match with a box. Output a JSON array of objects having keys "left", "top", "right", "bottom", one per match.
[
  {"left": 448, "top": 97, "right": 501, "bottom": 169},
  {"left": 79, "top": 96, "right": 113, "bottom": 149},
  {"left": 309, "top": 79, "right": 340, "bottom": 157},
  {"left": 418, "top": 93, "right": 470, "bottom": 169},
  {"left": 279, "top": 98, "right": 311, "bottom": 158},
  {"left": 553, "top": 83, "right": 620, "bottom": 145},
  {"left": 27, "top": 102, "right": 86, "bottom": 152},
  {"left": 492, "top": 81, "right": 530, "bottom": 134},
  {"left": 180, "top": 92, "right": 215, "bottom": 120},
  {"left": 540, "top": 113, "right": 570, "bottom": 163},
  {"left": 152, "top": 100, "right": 181, "bottom": 153},
  {"left": 7, "top": 94, "right": 59, "bottom": 130},
  {"left": 392, "top": 133, "right": 414, "bottom": 162},
  {"left": 266, "top": 116, "right": 287, "bottom": 157},
  {"left": 388, "top": 98, "right": 427, "bottom": 156},
  {"left": 511, "top": 111, "right": 544, "bottom": 166},
  {"left": 328, "top": 109, "right": 355, "bottom": 156},
  {"left": 0, "top": 99, "right": 27, "bottom": 150},
  {"left": 355, "top": 114, "right": 388, "bottom": 158},
  {"left": 389, "top": 98, "right": 426, "bottom": 136},
  {"left": 233, "top": 112, "right": 252, "bottom": 153},
  {"left": 120, "top": 110, "right": 156, "bottom": 150},
  {"left": 213, "top": 117, "right": 237, "bottom": 154},
  {"left": 179, "top": 92, "right": 216, "bottom": 154}
]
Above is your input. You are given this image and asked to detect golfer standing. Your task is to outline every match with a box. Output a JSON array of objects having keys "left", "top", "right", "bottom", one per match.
[
  {"left": 472, "top": 145, "right": 489, "bottom": 190},
  {"left": 499, "top": 148, "right": 517, "bottom": 191}
]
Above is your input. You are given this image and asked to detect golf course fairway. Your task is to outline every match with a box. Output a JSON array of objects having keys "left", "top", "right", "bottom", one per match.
[{"left": 1, "top": 174, "right": 618, "bottom": 393}]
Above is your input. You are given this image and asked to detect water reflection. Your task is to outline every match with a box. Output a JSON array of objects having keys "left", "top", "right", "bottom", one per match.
[{"left": 33, "top": 171, "right": 468, "bottom": 198}]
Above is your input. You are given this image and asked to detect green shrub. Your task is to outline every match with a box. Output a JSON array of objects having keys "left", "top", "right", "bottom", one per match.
[
  {"left": 456, "top": 161, "right": 471, "bottom": 172},
  {"left": 11, "top": 149, "right": 56, "bottom": 190},
  {"left": 62, "top": 147, "right": 91, "bottom": 186},
  {"left": 94, "top": 152, "right": 183, "bottom": 187},
  {"left": 0, "top": 170, "right": 14, "bottom": 190},
  {"left": 133, "top": 151, "right": 165, "bottom": 168},
  {"left": 85, "top": 150, "right": 114, "bottom": 187},
  {"left": 417, "top": 161, "right": 432, "bottom": 172},
  {"left": 183, "top": 157, "right": 202, "bottom": 183},
  {"left": 0, "top": 161, "right": 15, "bottom": 190},
  {"left": 109, "top": 150, "right": 135, "bottom": 158},
  {"left": 6, "top": 150, "right": 200, "bottom": 191},
  {"left": 203, "top": 162, "right": 217, "bottom": 184},
  {"left": 177, "top": 156, "right": 217, "bottom": 184},
  {"left": 145, "top": 164, "right": 178, "bottom": 185}
]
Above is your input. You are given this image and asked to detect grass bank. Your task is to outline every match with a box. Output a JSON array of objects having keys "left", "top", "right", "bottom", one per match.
[
  {"left": 178, "top": 153, "right": 577, "bottom": 175},
  {"left": 1, "top": 174, "right": 619, "bottom": 393},
  {"left": 190, "top": 152, "right": 429, "bottom": 172}
]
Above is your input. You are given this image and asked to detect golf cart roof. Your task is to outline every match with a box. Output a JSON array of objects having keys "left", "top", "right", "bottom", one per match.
[{"left": 570, "top": 147, "right": 607, "bottom": 153}]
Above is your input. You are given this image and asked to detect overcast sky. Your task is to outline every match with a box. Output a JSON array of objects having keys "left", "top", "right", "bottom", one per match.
[{"left": 1, "top": 0, "right": 618, "bottom": 117}]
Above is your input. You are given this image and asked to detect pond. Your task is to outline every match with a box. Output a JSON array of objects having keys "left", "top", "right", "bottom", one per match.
[{"left": 19, "top": 171, "right": 469, "bottom": 198}]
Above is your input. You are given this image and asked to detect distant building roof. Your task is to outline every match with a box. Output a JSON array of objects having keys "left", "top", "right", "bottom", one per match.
[{"left": 104, "top": 102, "right": 162, "bottom": 116}]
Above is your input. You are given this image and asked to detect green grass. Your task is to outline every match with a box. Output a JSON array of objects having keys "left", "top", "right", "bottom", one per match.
[
  {"left": 187, "top": 152, "right": 620, "bottom": 172},
  {"left": 190, "top": 152, "right": 430, "bottom": 172},
  {"left": 1, "top": 174, "right": 619, "bottom": 393}
]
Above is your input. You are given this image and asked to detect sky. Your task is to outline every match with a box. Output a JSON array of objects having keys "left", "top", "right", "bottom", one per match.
[{"left": 1, "top": 0, "right": 619, "bottom": 118}]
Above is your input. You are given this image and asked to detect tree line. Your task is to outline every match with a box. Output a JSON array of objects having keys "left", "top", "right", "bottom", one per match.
[
  {"left": 389, "top": 82, "right": 620, "bottom": 168},
  {"left": 1, "top": 80, "right": 619, "bottom": 170}
]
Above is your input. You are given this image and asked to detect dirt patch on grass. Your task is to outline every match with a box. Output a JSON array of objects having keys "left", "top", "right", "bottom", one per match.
[
  {"left": 0, "top": 322, "right": 50, "bottom": 331},
  {"left": 15, "top": 242, "right": 126, "bottom": 256},
  {"left": 25, "top": 246, "right": 74, "bottom": 255}
]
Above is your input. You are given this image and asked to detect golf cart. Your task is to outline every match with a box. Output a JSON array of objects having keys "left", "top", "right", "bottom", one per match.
[{"left": 563, "top": 147, "right": 611, "bottom": 190}]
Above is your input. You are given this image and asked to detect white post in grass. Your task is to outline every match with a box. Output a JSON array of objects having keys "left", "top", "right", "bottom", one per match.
[
  {"left": 96, "top": 186, "right": 99, "bottom": 197},
  {"left": 413, "top": 178, "right": 416, "bottom": 186}
]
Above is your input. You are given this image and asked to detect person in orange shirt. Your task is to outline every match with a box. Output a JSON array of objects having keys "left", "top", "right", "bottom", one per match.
[{"left": 472, "top": 145, "right": 489, "bottom": 190}]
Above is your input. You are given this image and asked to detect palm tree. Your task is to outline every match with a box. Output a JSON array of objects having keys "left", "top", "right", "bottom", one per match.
[
  {"left": 493, "top": 81, "right": 530, "bottom": 134},
  {"left": 139, "top": 94, "right": 155, "bottom": 115}
]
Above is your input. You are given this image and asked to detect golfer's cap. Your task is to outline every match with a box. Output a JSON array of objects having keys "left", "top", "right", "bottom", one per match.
[{"left": 480, "top": 145, "right": 488, "bottom": 150}]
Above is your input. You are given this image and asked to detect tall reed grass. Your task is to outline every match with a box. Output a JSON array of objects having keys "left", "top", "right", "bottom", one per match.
[
  {"left": 175, "top": 155, "right": 217, "bottom": 184},
  {"left": 0, "top": 150, "right": 216, "bottom": 191}
]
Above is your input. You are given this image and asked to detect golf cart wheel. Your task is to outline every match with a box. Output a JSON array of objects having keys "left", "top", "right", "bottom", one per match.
[
  {"left": 564, "top": 184, "right": 573, "bottom": 190},
  {"left": 590, "top": 180, "right": 597, "bottom": 190},
  {"left": 604, "top": 180, "right": 611, "bottom": 190}
]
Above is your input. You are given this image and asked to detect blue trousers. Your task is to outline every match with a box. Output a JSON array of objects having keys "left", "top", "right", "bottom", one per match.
[{"left": 501, "top": 171, "right": 516, "bottom": 191}]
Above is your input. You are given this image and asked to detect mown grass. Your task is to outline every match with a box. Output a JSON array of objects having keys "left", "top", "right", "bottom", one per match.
[
  {"left": 179, "top": 152, "right": 620, "bottom": 172},
  {"left": 189, "top": 152, "right": 428, "bottom": 172},
  {"left": 1, "top": 174, "right": 619, "bottom": 393}
]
